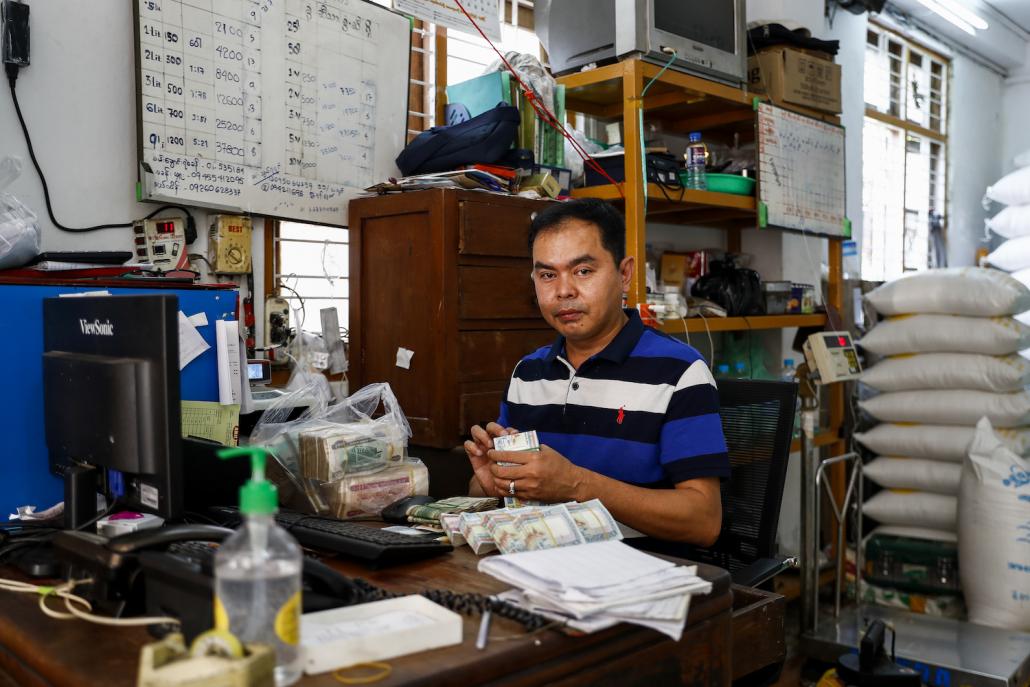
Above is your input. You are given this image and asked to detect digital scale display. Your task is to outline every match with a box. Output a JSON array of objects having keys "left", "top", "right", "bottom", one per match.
[{"left": 823, "top": 334, "right": 851, "bottom": 349}]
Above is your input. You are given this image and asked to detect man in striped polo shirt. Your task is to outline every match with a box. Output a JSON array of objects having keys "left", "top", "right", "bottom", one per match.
[{"left": 464, "top": 198, "right": 729, "bottom": 545}]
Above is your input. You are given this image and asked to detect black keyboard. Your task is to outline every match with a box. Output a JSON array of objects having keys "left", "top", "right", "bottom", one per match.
[{"left": 273, "top": 512, "right": 452, "bottom": 566}]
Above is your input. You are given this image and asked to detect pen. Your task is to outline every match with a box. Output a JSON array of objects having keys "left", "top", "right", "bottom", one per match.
[{"left": 475, "top": 609, "right": 492, "bottom": 650}]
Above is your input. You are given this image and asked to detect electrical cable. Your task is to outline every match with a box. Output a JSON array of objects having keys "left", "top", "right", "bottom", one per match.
[
  {"left": 638, "top": 50, "right": 679, "bottom": 216},
  {"left": 6, "top": 66, "right": 196, "bottom": 237},
  {"left": 695, "top": 311, "right": 715, "bottom": 368},
  {"left": 0, "top": 576, "right": 180, "bottom": 627},
  {"left": 75, "top": 498, "right": 121, "bottom": 532}
]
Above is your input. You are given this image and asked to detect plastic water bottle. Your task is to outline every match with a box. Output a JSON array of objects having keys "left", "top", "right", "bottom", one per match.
[
  {"left": 781, "top": 359, "right": 801, "bottom": 439},
  {"left": 716, "top": 363, "right": 731, "bottom": 379},
  {"left": 685, "top": 131, "right": 708, "bottom": 191},
  {"left": 734, "top": 361, "right": 749, "bottom": 379},
  {"left": 215, "top": 447, "right": 303, "bottom": 686}
]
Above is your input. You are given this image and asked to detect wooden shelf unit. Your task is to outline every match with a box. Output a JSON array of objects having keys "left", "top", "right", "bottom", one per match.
[
  {"left": 659, "top": 314, "right": 827, "bottom": 335},
  {"left": 558, "top": 57, "right": 849, "bottom": 479}
]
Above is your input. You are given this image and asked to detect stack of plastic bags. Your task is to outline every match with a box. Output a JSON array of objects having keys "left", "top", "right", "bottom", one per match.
[
  {"left": 856, "top": 268, "right": 1030, "bottom": 542},
  {"left": 984, "top": 160, "right": 1030, "bottom": 284}
]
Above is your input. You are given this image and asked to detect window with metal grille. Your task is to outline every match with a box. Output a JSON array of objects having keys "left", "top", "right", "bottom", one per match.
[{"left": 862, "top": 23, "right": 949, "bottom": 282}]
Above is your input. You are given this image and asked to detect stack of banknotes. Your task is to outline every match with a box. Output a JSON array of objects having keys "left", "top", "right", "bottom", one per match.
[
  {"left": 403, "top": 496, "right": 499, "bottom": 527},
  {"left": 441, "top": 499, "right": 623, "bottom": 555}
]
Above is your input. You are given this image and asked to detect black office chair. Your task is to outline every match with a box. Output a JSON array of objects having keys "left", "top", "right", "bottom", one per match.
[{"left": 635, "top": 379, "right": 797, "bottom": 587}]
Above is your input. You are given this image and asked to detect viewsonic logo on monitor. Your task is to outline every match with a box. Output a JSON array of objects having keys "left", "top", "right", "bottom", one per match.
[{"left": 79, "top": 318, "right": 115, "bottom": 336}]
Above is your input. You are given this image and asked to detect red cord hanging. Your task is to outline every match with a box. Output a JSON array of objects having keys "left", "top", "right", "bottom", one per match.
[{"left": 449, "top": 0, "right": 625, "bottom": 198}]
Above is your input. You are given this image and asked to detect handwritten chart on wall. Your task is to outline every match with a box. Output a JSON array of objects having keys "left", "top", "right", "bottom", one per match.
[
  {"left": 757, "top": 103, "right": 847, "bottom": 238},
  {"left": 134, "top": 0, "right": 410, "bottom": 225}
]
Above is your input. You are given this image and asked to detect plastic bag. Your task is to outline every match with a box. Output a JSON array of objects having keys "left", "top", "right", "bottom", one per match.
[
  {"left": 0, "top": 156, "right": 41, "bottom": 269},
  {"left": 249, "top": 380, "right": 420, "bottom": 518}
]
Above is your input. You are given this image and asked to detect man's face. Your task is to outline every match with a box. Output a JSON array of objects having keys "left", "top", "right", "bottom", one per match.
[{"left": 531, "top": 219, "right": 633, "bottom": 344}]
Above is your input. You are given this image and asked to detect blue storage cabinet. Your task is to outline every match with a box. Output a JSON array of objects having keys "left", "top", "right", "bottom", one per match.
[{"left": 1, "top": 283, "right": 238, "bottom": 517}]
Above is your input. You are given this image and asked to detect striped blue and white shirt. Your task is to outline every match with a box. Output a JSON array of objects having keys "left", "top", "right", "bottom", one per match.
[{"left": 498, "top": 309, "right": 730, "bottom": 486}]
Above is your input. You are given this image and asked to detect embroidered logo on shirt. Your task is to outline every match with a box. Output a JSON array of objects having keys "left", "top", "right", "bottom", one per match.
[{"left": 617, "top": 406, "right": 625, "bottom": 425}]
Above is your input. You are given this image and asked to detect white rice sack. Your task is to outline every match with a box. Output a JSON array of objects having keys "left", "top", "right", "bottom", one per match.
[
  {"left": 864, "top": 267, "right": 1030, "bottom": 316},
  {"left": 860, "top": 390, "right": 1030, "bottom": 427},
  {"left": 1013, "top": 267, "right": 1030, "bottom": 288},
  {"left": 864, "top": 490, "right": 957, "bottom": 531},
  {"left": 855, "top": 423, "right": 1030, "bottom": 461},
  {"left": 959, "top": 418, "right": 1030, "bottom": 630},
  {"left": 868, "top": 525, "right": 957, "bottom": 544},
  {"left": 864, "top": 457, "right": 961, "bottom": 495},
  {"left": 860, "top": 353, "right": 1030, "bottom": 392},
  {"left": 986, "top": 165, "right": 1030, "bottom": 206},
  {"left": 987, "top": 205, "right": 1030, "bottom": 240},
  {"left": 858, "top": 315, "right": 1030, "bottom": 356},
  {"left": 986, "top": 236, "right": 1030, "bottom": 272}
]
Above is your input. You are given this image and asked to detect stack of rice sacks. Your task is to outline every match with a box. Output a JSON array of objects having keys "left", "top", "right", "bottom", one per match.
[
  {"left": 984, "top": 161, "right": 1030, "bottom": 284},
  {"left": 856, "top": 267, "right": 1030, "bottom": 547}
]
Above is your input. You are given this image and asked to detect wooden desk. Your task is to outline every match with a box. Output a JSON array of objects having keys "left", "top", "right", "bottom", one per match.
[{"left": 0, "top": 547, "right": 733, "bottom": 687}]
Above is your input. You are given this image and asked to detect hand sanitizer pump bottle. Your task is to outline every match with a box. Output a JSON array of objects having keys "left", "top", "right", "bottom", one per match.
[{"left": 214, "top": 447, "right": 303, "bottom": 686}]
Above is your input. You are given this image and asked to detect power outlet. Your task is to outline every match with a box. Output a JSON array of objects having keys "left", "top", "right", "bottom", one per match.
[
  {"left": 265, "top": 296, "right": 290, "bottom": 349},
  {"left": 1, "top": 0, "right": 29, "bottom": 68}
]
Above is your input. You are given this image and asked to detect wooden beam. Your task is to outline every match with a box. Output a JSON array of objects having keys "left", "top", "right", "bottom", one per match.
[
  {"left": 864, "top": 108, "right": 946, "bottom": 142},
  {"left": 563, "top": 97, "right": 620, "bottom": 119},
  {"left": 434, "top": 28, "right": 447, "bottom": 127},
  {"left": 622, "top": 59, "right": 646, "bottom": 306},
  {"left": 664, "top": 109, "right": 756, "bottom": 133}
]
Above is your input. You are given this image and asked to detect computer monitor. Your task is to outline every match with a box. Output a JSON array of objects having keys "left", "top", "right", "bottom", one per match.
[{"left": 42, "top": 295, "right": 182, "bottom": 524}]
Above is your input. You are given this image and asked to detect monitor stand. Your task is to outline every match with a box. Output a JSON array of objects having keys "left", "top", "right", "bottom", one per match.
[{"left": 64, "top": 463, "right": 100, "bottom": 530}]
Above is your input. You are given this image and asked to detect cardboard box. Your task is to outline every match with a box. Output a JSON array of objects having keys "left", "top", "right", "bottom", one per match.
[
  {"left": 748, "top": 47, "right": 841, "bottom": 114},
  {"left": 660, "top": 250, "right": 714, "bottom": 287}
]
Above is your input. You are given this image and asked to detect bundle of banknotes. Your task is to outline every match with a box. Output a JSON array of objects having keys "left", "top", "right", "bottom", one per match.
[
  {"left": 441, "top": 499, "right": 623, "bottom": 555},
  {"left": 403, "top": 496, "right": 499, "bottom": 527},
  {"left": 493, "top": 430, "right": 545, "bottom": 509}
]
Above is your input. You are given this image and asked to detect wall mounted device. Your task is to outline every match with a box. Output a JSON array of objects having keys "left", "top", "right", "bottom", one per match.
[
  {"left": 133, "top": 217, "right": 187, "bottom": 269},
  {"left": 265, "top": 296, "right": 290, "bottom": 351},
  {"left": 1, "top": 0, "right": 30, "bottom": 68},
  {"left": 208, "top": 214, "right": 253, "bottom": 274},
  {"left": 803, "top": 331, "right": 861, "bottom": 384}
]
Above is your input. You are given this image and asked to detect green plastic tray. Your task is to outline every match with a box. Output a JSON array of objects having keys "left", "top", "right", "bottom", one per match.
[{"left": 678, "top": 171, "right": 756, "bottom": 196}]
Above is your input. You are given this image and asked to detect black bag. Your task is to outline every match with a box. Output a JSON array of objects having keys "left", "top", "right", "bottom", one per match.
[
  {"left": 395, "top": 103, "right": 521, "bottom": 176},
  {"left": 691, "top": 258, "right": 764, "bottom": 316}
]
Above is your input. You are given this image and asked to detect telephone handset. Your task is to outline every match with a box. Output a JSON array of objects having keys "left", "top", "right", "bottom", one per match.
[{"left": 55, "top": 523, "right": 364, "bottom": 641}]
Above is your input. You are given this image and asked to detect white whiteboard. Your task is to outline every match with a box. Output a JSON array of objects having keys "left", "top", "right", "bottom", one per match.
[
  {"left": 134, "top": 0, "right": 410, "bottom": 225},
  {"left": 757, "top": 103, "right": 848, "bottom": 238}
]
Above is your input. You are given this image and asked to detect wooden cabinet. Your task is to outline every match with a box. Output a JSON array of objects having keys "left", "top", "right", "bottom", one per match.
[{"left": 348, "top": 189, "right": 554, "bottom": 448}]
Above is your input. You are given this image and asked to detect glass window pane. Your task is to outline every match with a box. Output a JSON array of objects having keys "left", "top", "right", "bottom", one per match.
[
  {"left": 279, "top": 222, "right": 349, "bottom": 242},
  {"left": 862, "top": 117, "right": 906, "bottom": 282},
  {"left": 279, "top": 240, "right": 349, "bottom": 278},
  {"left": 283, "top": 297, "right": 349, "bottom": 334},
  {"left": 277, "top": 276, "right": 348, "bottom": 300},
  {"left": 904, "top": 134, "right": 930, "bottom": 272}
]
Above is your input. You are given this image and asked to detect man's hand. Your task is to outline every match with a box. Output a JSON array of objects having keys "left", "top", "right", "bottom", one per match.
[
  {"left": 487, "top": 444, "right": 586, "bottom": 503},
  {"left": 464, "top": 422, "right": 517, "bottom": 497}
]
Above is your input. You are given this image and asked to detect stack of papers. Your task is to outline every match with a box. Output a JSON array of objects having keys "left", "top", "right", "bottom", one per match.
[
  {"left": 365, "top": 169, "right": 511, "bottom": 194},
  {"left": 479, "top": 540, "right": 711, "bottom": 640}
]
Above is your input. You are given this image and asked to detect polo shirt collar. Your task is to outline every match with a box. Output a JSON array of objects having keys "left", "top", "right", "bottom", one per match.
[{"left": 545, "top": 308, "right": 646, "bottom": 365}]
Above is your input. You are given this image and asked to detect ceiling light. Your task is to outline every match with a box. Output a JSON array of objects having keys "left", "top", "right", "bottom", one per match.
[{"left": 916, "top": 0, "right": 989, "bottom": 35}]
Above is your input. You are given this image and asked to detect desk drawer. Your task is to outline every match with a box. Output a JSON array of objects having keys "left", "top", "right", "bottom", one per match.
[
  {"left": 459, "top": 266, "right": 539, "bottom": 319},
  {"left": 458, "top": 200, "right": 534, "bottom": 258}
]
